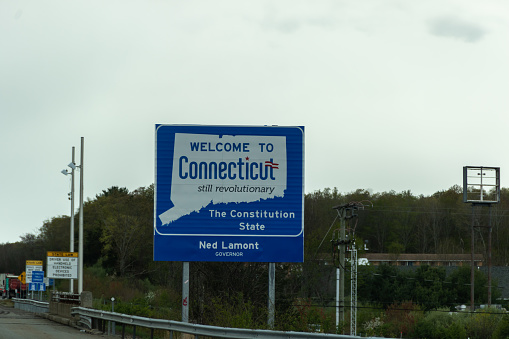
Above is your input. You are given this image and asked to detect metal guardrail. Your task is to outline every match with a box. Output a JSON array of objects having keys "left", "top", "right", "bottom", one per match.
[
  {"left": 71, "top": 306, "right": 366, "bottom": 339},
  {"left": 11, "top": 300, "right": 386, "bottom": 339},
  {"left": 13, "top": 298, "right": 49, "bottom": 314}
]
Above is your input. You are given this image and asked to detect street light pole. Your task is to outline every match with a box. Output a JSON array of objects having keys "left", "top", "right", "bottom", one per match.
[
  {"left": 70, "top": 146, "right": 75, "bottom": 293},
  {"left": 78, "top": 137, "right": 84, "bottom": 294}
]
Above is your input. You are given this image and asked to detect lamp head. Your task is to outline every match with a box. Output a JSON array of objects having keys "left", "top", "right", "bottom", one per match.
[
  {"left": 68, "top": 162, "right": 77, "bottom": 170},
  {"left": 61, "top": 169, "right": 69, "bottom": 176}
]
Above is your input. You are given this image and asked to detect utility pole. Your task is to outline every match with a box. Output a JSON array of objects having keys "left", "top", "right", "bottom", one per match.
[
  {"left": 350, "top": 241, "right": 357, "bottom": 336},
  {"left": 61, "top": 147, "right": 77, "bottom": 293},
  {"left": 338, "top": 208, "right": 346, "bottom": 327},
  {"left": 332, "top": 202, "right": 368, "bottom": 333},
  {"left": 331, "top": 206, "right": 347, "bottom": 328}
]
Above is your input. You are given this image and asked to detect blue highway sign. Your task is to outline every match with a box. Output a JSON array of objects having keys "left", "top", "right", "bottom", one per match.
[
  {"left": 32, "top": 271, "right": 44, "bottom": 283},
  {"left": 154, "top": 125, "right": 304, "bottom": 262}
]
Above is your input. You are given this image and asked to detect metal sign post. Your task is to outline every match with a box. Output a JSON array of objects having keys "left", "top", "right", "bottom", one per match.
[
  {"left": 268, "top": 263, "right": 275, "bottom": 328},
  {"left": 182, "top": 262, "right": 189, "bottom": 323}
]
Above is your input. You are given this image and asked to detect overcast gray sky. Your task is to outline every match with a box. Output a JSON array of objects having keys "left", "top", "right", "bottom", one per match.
[{"left": 1, "top": 1, "right": 508, "bottom": 244}]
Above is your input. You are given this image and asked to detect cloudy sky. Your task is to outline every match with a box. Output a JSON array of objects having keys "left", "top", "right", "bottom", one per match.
[{"left": 1, "top": 1, "right": 507, "bottom": 244}]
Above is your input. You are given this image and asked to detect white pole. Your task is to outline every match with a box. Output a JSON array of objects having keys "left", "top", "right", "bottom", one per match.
[
  {"left": 78, "top": 137, "right": 84, "bottom": 294},
  {"left": 336, "top": 267, "right": 339, "bottom": 329},
  {"left": 70, "top": 146, "right": 75, "bottom": 293}
]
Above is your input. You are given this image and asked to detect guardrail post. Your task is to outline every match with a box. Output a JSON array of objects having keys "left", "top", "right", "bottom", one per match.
[
  {"left": 133, "top": 325, "right": 136, "bottom": 338},
  {"left": 111, "top": 297, "right": 116, "bottom": 335}
]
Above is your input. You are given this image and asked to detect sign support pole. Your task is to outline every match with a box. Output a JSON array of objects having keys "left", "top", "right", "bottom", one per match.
[
  {"left": 470, "top": 204, "right": 475, "bottom": 311},
  {"left": 182, "top": 262, "right": 189, "bottom": 323},
  {"left": 70, "top": 146, "right": 75, "bottom": 293},
  {"left": 488, "top": 204, "right": 492, "bottom": 307},
  {"left": 268, "top": 263, "right": 275, "bottom": 328},
  {"left": 78, "top": 137, "right": 84, "bottom": 294}
]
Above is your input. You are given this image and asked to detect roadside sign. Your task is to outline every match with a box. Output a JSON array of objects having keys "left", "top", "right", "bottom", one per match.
[
  {"left": 46, "top": 251, "right": 78, "bottom": 279},
  {"left": 26, "top": 260, "right": 43, "bottom": 284},
  {"left": 18, "top": 272, "right": 26, "bottom": 284},
  {"left": 29, "top": 283, "right": 46, "bottom": 292},
  {"left": 32, "top": 271, "right": 44, "bottom": 283},
  {"left": 154, "top": 125, "right": 305, "bottom": 262}
]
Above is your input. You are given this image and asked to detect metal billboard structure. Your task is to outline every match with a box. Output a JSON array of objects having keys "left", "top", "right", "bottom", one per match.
[
  {"left": 463, "top": 166, "right": 500, "bottom": 311},
  {"left": 463, "top": 166, "right": 500, "bottom": 204},
  {"left": 154, "top": 125, "right": 304, "bottom": 263}
]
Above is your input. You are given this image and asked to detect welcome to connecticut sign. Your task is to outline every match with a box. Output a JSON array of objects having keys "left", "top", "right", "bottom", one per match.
[{"left": 153, "top": 125, "right": 304, "bottom": 263}]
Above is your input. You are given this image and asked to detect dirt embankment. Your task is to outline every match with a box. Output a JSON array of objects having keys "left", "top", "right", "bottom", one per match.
[{"left": 0, "top": 299, "right": 14, "bottom": 308}]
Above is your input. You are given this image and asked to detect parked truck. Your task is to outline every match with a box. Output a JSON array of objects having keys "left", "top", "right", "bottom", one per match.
[{"left": 5, "top": 274, "right": 26, "bottom": 299}]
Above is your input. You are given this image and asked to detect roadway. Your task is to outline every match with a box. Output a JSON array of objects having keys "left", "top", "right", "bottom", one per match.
[{"left": 0, "top": 300, "right": 108, "bottom": 339}]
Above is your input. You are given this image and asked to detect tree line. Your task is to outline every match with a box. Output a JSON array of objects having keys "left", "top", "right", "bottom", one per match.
[
  {"left": 1, "top": 184, "right": 508, "bottom": 320},
  {"left": 305, "top": 186, "right": 509, "bottom": 265}
]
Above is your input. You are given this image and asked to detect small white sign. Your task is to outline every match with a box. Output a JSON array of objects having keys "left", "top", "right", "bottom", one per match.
[
  {"left": 26, "top": 261, "right": 43, "bottom": 284},
  {"left": 47, "top": 256, "right": 78, "bottom": 279}
]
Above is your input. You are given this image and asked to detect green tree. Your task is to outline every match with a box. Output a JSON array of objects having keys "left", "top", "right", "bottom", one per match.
[
  {"left": 39, "top": 216, "right": 73, "bottom": 253},
  {"left": 94, "top": 186, "right": 154, "bottom": 278},
  {"left": 411, "top": 265, "right": 451, "bottom": 311},
  {"left": 447, "top": 266, "right": 501, "bottom": 306}
]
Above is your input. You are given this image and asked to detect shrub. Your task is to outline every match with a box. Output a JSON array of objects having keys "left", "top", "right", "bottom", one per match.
[
  {"left": 357, "top": 303, "right": 384, "bottom": 337},
  {"left": 115, "top": 297, "right": 154, "bottom": 318},
  {"left": 382, "top": 301, "right": 422, "bottom": 338},
  {"left": 411, "top": 310, "right": 467, "bottom": 339},
  {"left": 362, "top": 316, "right": 385, "bottom": 337},
  {"left": 204, "top": 292, "right": 261, "bottom": 329},
  {"left": 466, "top": 309, "right": 503, "bottom": 339},
  {"left": 292, "top": 298, "right": 335, "bottom": 333},
  {"left": 493, "top": 314, "right": 509, "bottom": 339}
]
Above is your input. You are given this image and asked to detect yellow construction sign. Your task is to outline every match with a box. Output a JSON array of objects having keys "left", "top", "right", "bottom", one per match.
[{"left": 18, "top": 271, "right": 26, "bottom": 284}]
